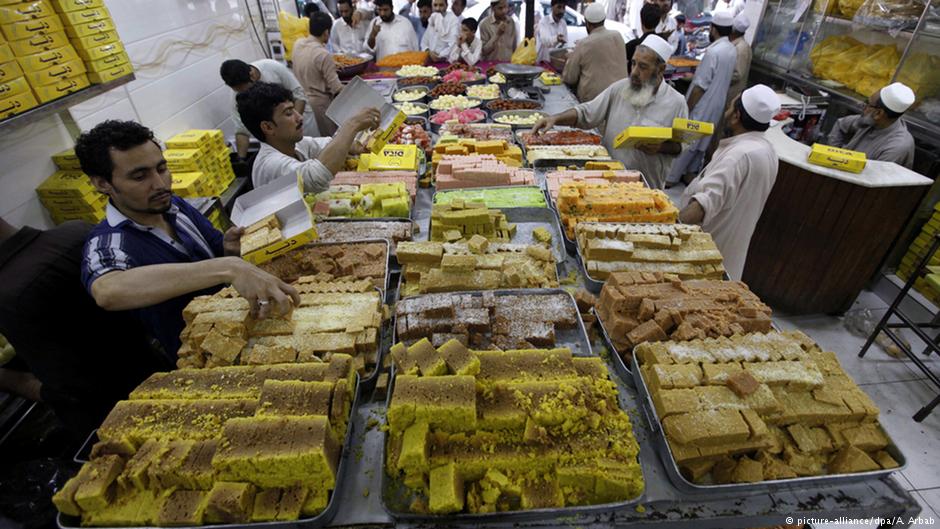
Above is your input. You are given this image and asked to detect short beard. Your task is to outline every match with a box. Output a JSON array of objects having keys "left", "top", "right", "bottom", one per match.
[{"left": 623, "top": 78, "right": 657, "bottom": 107}]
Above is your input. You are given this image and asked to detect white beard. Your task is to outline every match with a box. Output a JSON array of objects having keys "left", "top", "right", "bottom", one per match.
[{"left": 622, "top": 81, "right": 656, "bottom": 107}]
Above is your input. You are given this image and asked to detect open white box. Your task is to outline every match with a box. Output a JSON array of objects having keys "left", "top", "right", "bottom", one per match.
[{"left": 230, "top": 173, "right": 318, "bottom": 265}]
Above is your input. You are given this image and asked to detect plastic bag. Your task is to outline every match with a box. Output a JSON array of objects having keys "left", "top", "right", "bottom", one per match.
[
  {"left": 852, "top": 0, "right": 925, "bottom": 33},
  {"left": 278, "top": 10, "right": 310, "bottom": 62},
  {"left": 844, "top": 308, "right": 908, "bottom": 358},
  {"left": 512, "top": 37, "right": 537, "bottom": 65}
]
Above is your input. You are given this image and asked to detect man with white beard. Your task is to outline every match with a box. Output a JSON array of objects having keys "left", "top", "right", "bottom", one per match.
[{"left": 530, "top": 35, "right": 687, "bottom": 189}]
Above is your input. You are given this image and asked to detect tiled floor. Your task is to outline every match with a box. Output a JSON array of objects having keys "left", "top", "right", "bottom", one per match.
[{"left": 774, "top": 290, "right": 940, "bottom": 526}]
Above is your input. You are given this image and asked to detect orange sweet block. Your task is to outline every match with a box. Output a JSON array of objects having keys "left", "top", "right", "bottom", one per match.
[
  {"left": 556, "top": 181, "right": 677, "bottom": 238},
  {"left": 376, "top": 51, "right": 429, "bottom": 67}
]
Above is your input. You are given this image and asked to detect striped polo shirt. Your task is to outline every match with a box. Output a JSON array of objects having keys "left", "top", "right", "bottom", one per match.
[{"left": 82, "top": 196, "right": 225, "bottom": 357}]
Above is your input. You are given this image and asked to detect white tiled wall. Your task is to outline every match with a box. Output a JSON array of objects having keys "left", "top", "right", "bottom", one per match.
[{"left": 0, "top": 0, "right": 267, "bottom": 228}]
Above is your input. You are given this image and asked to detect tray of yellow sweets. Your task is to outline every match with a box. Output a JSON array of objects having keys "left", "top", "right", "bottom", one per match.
[
  {"left": 379, "top": 338, "right": 646, "bottom": 521},
  {"left": 56, "top": 357, "right": 361, "bottom": 528},
  {"left": 631, "top": 331, "right": 906, "bottom": 494}
]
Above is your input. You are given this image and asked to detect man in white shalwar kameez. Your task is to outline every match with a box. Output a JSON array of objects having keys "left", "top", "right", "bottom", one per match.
[
  {"left": 531, "top": 35, "right": 687, "bottom": 189},
  {"left": 827, "top": 82, "right": 917, "bottom": 169},
  {"left": 679, "top": 85, "right": 781, "bottom": 280},
  {"left": 667, "top": 10, "right": 737, "bottom": 185}
]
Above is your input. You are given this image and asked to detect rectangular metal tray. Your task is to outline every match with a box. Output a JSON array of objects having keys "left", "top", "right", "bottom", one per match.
[
  {"left": 379, "top": 351, "right": 647, "bottom": 522},
  {"left": 594, "top": 307, "right": 635, "bottom": 387},
  {"left": 60, "top": 376, "right": 364, "bottom": 529},
  {"left": 431, "top": 185, "right": 548, "bottom": 209},
  {"left": 392, "top": 288, "right": 593, "bottom": 356},
  {"left": 257, "top": 239, "right": 392, "bottom": 296},
  {"left": 630, "top": 352, "right": 909, "bottom": 495},
  {"left": 314, "top": 217, "right": 418, "bottom": 271}
]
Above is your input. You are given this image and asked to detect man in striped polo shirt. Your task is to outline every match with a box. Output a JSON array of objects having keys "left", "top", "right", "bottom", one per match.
[{"left": 76, "top": 120, "right": 299, "bottom": 359}]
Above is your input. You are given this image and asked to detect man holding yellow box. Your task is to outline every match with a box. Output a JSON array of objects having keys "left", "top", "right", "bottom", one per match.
[
  {"left": 531, "top": 34, "right": 687, "bottom": 189},
  {"left": 827, "top": 82, "right": 916, "bottom": 169}
]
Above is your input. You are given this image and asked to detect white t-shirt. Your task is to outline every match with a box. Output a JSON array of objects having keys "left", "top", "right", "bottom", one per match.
[
  {"left": 364, "top": 14, "right": 420, "bottom": 60},
  {"left": 252, "top": 137, "right": 334, "bottom": 193}
]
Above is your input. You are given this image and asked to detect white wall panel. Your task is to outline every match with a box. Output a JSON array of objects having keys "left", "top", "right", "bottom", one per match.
[{"left": 0, "top": 0, "right": 267, "bottom": 228}]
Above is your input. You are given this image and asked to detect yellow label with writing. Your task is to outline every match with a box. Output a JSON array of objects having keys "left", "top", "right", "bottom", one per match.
[
  {"left": 540, "top": 71, "right": 561, "bottom": 85},
  {"left": 88, "top": 61, "right": 132, "bottom": 83},
  {"left": 52, "top": 147, "right": 82, "bottom": 169},
  {"left": 63, "top": 17, "right": 114, "bottom": 38},
  {"left": 672, "top": 118, "right": 714, "bottom": 142},
  {"left": 15, "top": 44, "right": 79, "bottom": 72},
  {"left": 368, "top": 109, "right": 406, "bottom": 155},
  {"left": 8, "top": 30, "right": 68, "bottom": 55},
  {"left": 0, "top": 43, "right": 13, "bottom": 64},
  {"left": 613, "top": 126, "right": 673, "bottom": 149},
  {"left": 0, "top": 75, "right": 29, "bottom": 99},
  {"left": 0, "top": 88, "right": 37, "bottom": 118},
  {"left": 0, "top": 59, "right": 24, "bottom": 83},
  {"left": 0, "top": 1, "right": 54, "bottom": 25},
  {"left": 1, "top": 14, "right": 63, "bottom": 41},
  {"left": 70, "top": 29, "right": 117, "bottom": 50},
  {"left": 60, "top": 6, "right": 109, "bottom": 27},
  {"left": 32, "top": 72, "right": 88, "bottom": 102},
  {"left": 23, "top": 56, "right": 85, "bottom": 86},
  {"left": 808, "top": 143, "right": 867, "bottom": 173},
  {"left": 49, "top": 0, "right": 105, "bottom": 13},
  {"left": 366, "top": 143, "right": 419, "bottom": 171},
  {"left": 36, "top": 169, "right": 95, "bottom": 197}
]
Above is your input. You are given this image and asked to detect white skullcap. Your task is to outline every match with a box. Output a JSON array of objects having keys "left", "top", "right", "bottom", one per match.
[
  {"left": 639, "top": 34, "right": 673, "bottom": 62},
  {"left": 880, "top": 82, "right": 915, "bottom": 113},
  {"left": 733, "top": 12, "right": 750, "bottom": 32},
  {"left": 712, "top": 10, "right": 733, "bottom": 27},
  {"left": 584, "top": 2, "right": 606, "bottom": 23},
  {"left": 741, "top": 84, "right": 780, "bottom": 124}
]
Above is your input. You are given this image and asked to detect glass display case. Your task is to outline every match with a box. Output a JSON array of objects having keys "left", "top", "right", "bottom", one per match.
[{"left": 753, "top": 0, "right": 940, "bottom": 128}]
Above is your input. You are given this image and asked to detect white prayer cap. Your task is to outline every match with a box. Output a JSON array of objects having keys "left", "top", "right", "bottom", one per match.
[
  {"left": 584, "top": 2, "right": 606, "bottom": 23},
  {"left": 741, "top": 84, "right": 780, "bottom": 124},
  {"left": 712, "top": 10, "right": 733, "bottom": 27},
  {"left": 880, "top": 82, "right": 915, "bottom": 113},
  {"left": 639, "top": 34, "right": 674, "bottom": 62},
  {"left": 733, "top": 13, "right": 750, "bottom": 32}
]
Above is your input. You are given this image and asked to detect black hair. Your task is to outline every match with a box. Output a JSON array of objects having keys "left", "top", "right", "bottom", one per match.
[
  {"left": 375, "top": 0, "right": 393, "bottom": 7},
  {"left": 309, "top": 11, "right": 333, "bottom": 36},
  {"left": 337, "top": 0, "right": 352, "bottom": 6},
  {"left": 453, "top": 0, "right": 466, "bottom": 6},
  {"left": 675, "top": 13, "right": 686, "bottom": 23},
  {"left": 550, "top": 0, "right": 566, "bottom": 7},
  {"left": 461, "top": 16, "right": 479, "bottom": 31},
  {"left": 220, "top": 59, "right": 252, "bottom": 87},
  {"left": 418, "top": 0, "right": 432, "bottom": 9},
  {"left": 236, "top": 82, "right": 295, "bottom": 142},
  {"left": 74, "top": 120, "right": 159, "bottom": 182},
  {"left": 303, "top": 2, "right": 320, "bottom": 17},
  {"left": 735, "top": 97, "right": 770, "bottom": 132},
  {"left": 877, "top": 96, "right": 904, "bottom": 119},
  {"left": 713, "top": 23, "right": 732, "bottom": 37},
  {"left": 640, "top": 3, "right": 660, "bottom": 29}
]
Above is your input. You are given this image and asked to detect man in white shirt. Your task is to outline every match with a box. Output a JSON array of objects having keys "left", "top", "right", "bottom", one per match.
[
  {"left": 634, "top": 0, "right": 679, "bottom": 52},
  {"left": 330, "top": 0, "right": 371, "bottom": 55},
  {"left": 366, "top": 0, "right": 420, "bottom": 60},
  {"left": 666, "top": 10, "right": 736, "bottom": 185},
  {"left": 452, "top": 0, "right": 466, "bottom": 20},
  {"left": 537, "top": 0, "right": 568, "bottom": 64},
  {"left": 448, "top": 17, "right": 482, "bottom": 64},
  {"left": 236, "top": 82, "right": 380, "bottom": 192},
  {"left": 400, "top": 0, "right": 433, "bottom": 44},
  {"left": 532, "top": 35, "right": 688, "bottom": 189},
  {"left": 828, "top": 82, "right": 917, "bottom": 169},
  {"left": 220, "top": 59, "right": 308, "bottom": 162},
  {"left": 679, "top": 85, "right": 780, "bottom": 280},
  {"left": 423, "top": 0, "right": 461, "bottom": 61}
]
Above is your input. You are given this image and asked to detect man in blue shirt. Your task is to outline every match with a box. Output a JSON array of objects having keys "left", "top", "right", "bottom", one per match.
[{"left": 77, "top": 120, "right": 300, "bottom": 358}]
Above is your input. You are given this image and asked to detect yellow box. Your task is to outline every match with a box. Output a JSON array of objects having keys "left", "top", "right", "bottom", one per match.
[
  {"left": 164, "top": 148, "right": 205, "bottom": 164},
  {"left": 613, "top": 125, "right": 673, "bottom": 149},
  {"left": 0, "top": 1, "right": 53, "bottom": 25},
  {"left": 70, "top": 28, "right": 115, "bottom": 50},
  {"left": 48, "top": 0, "right": 102, "bottom": 12},
  {"left": 87, "top": 60, "right": 130, "bottom": 83},
  {"left": 171, "top": 172, "right": 209, "bottom": 198},
  {"left": 15, "top": 43, "right": 77, "bottom": 71},
  {"left": 23, "top": 56, "right": 83, "bottom": 85},
  {"left": 808, "top": 143, "right": 867, "bottom": 173},
  {"left": 52, "top": 147, "right": 82, "bottom": 169},
  {"left": 166, "top": 129, "right": 213, "bottom": 150},
  {"left": 358, "top": 144, "right": 419, "bottom": 171},
  {"left": 73, "top": 38, "right": 120, "bottom": 61},
  {"left": 36, "top": 169, "right": 94, "bottom": 197},
  {"left": 59, "top": 5, "right": 107, "bottom": 26},
  {"left": 0, "top": 86, "right": 36, "bottom": 118},
  {"left": 7, "top": 29, "right": 66, "bottom": 54},
  {"left": 31, "top": 71, "right": 87, "bottom": 102},
  {"left": 0, "top": 42, "right": 12, "bottom": 62},
  {"left": 540, "top": 71, "right": 561, "bottom": 85},
  {"left": 42, "top": 193, "right": 105, "bottom": 213},
  {"left": 672, "top": 118, "right": 714, "bottom": 143},
  {"left": 366, "top": 109, "right": 406, "bottom": 155},
  {"left": 63, "top": 17, "right": 112, "bottom": 38},
  {"left": 85, "top": 48, "right": 127, "bottom": 72},
  {"left": 0, "top": 59, "right": 23, "bottom": 83},
  {"left": 0, "top": 74, "right": 27, "bottom": 98},
  {"left": 1, "top": 14, "right": 62, "bottom": 40}
]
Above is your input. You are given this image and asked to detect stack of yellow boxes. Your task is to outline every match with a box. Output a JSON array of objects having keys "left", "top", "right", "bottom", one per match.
[
  {"left": 897, "top": 202, "right": 940, "bottom": 305},
  {"left": 0, "top": 27, "right": 39, "bottom": 119},
  {"left": 54, "top": 0, "right": 134, "bottom": 85},
  {"left": 165, "top": 129, "right": 236, "bottom": 198},
  {"left": 0, "top": 0, "right": 87, "bottom": 113},
  {"left": 37, "top": 148, "right": 106, "bottom": 224}
]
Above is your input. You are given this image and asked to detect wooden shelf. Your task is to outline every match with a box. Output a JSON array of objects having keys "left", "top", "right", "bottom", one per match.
[{"left": 0, "top": 74, "right": 135, "bottom": 136}]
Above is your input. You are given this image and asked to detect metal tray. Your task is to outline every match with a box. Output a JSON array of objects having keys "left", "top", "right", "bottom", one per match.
[
  {"left": 431, "top": 185, "right": 548, "bottom": 209},
  {"left": 594, "top": 307, "right": 635, "bottom": 387},
  {"left": 391, "top": 289, "right": 593, "bottom": 356},
  {"left": 392, "top": 85, "right": 430, "bottom": 104},
  {"left": 542, "top": 188, "right": 577, "bottom": 255},
  {"left": 258, "top": 239, "right": 391, "bottom": 297},
  {"left": 315, "top": 218, "right": 418, "bottom": 272},
  {"left": 59, "top": 376, "right": 364, "bottom": 529},
  {"left": 630, "top": 353, "right": 909, "bottom": 495},
  {"left": 379, "top": 341, "right": 648, "bottom": 521},
  {"left": 491, "top": 109, "right": 546, "bottom": 130}
]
